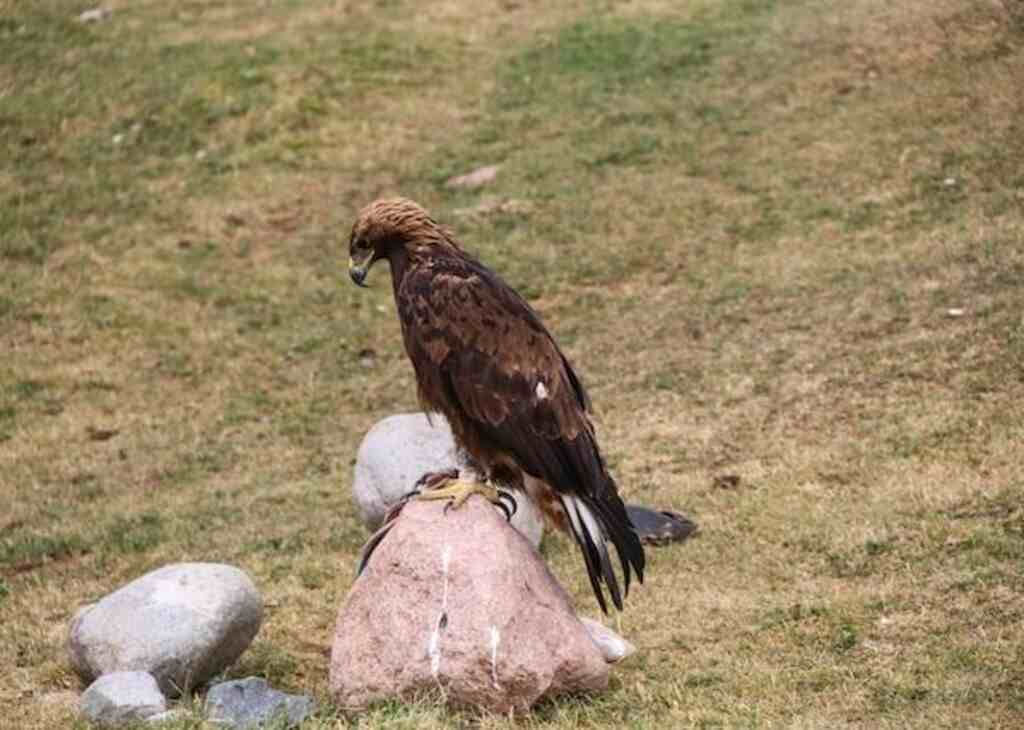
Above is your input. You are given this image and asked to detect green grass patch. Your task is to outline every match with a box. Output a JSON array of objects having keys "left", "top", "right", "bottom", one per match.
[
  {"left": 104, "top": 514, "right": 165, "bottom": 555},
  {"left": 498, "top": 18, "right": 719, "bottom": 113},
  {"left": 0, "top": 532, "right": 87, "bottom": 571}
]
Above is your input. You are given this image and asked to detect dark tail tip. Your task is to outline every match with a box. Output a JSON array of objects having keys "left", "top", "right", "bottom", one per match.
[{"left": 563, "top": 494, "right": 646, "bottom": 613}]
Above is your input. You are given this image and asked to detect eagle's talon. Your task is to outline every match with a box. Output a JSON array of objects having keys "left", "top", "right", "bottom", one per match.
[
  {"left": 497, "top": 490, "right": 517, "bottom": 521},
  {"left": 417, "top": 478, "right": 514, "bottom": 519}
]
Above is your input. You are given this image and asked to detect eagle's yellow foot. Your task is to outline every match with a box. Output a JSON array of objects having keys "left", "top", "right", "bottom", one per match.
[
  {"left": 417, "top": 479, "right": 500, "bottom": 510},
  {"left": 415, "top": 473, "right": 517, "bottom": 521}
]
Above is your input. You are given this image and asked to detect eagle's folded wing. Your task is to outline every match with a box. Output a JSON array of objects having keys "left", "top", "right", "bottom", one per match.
[{"left": 398, "top": 261, "right": 643, "bottom": 612}]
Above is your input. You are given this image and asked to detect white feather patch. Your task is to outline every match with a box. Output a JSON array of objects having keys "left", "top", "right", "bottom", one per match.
[
  {"left": 535, "top": 381, "right": 548, "bottom": 400},
  {"left": 580, "top": 503, "right": 606, "bottom": 547},
  {"left": 563, "top": 496, "right": 585, "bottom": 541},
  {"left": 562, "top": 495, "right": 606, "bottom": 546}
]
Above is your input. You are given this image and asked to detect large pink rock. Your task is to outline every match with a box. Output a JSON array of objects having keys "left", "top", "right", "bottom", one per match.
[{"left": 329, "top": 495, "right": 611, "bottom": 713}]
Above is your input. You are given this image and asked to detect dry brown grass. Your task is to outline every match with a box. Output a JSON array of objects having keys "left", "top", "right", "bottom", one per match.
[{"left": 2, "top": 0, "right": 1022, "bottom": 727}]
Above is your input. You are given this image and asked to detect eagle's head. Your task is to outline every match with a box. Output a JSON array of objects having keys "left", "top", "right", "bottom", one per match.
[{"left": 348, "top": 197, "right": 449, "bottom": 287}]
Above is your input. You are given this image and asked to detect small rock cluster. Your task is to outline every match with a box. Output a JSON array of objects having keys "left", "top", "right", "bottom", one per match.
[
  {"left": 63, "top": 413, "right": 641, "bottom": 723},
  {"left": 342, "top": 412, "right": 644, "bottom": 712},
  {"left": 69, "top": 563, "right": 262, "bottom": 695},
  {"left": 68, "top": 563, "right": 313, "bottom": 728}
]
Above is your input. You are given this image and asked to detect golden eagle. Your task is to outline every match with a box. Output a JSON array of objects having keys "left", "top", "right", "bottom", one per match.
[{"left": 348, "top": 197, "right": 644, "bottom": 612}]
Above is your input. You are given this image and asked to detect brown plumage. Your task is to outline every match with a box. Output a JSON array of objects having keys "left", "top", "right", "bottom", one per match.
[{"left": 348, "top": 197, "right": 644, "bottom": 612}]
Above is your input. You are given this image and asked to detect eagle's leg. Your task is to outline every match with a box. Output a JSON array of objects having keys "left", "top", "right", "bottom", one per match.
[
  {"left": 418, "top": 478, "right": 500, "bottom": 510},
  {"left": 414, "top": 468, "right": 461, "bottom": 493},
  {"left": 414, "top": 470, "right": 517, "bottom": 521}
]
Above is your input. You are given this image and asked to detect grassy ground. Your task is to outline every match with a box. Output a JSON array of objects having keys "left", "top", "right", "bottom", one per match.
[{"left": 2, "top": 0, "right": 1022, "bottom": 727}]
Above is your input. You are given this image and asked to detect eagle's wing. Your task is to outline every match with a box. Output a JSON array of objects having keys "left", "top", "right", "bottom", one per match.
[{"left": 398, "top": 257, "right": 644, "bottom": 612}]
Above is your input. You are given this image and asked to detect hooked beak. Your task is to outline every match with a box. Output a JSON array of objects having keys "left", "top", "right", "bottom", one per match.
[{"left": 348, "top": 256, "right": 371, "bottom": 288}]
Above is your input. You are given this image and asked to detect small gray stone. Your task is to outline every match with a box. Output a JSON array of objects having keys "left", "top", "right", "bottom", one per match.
[
  {"left": 445, "top": 164, "right": 500, "bottom": 189},
  {"left": 206, "top": 677, "right": 314, "bottom": 729},
  {"left": 68, "top": 563, "right": 263, "bottom": 696},
  {"left": 626, "top": 504, "right": 699, "bottom": 545},
  {"left": 580, "top": 618, "right": 636, "bottom": 663},
  {"left": 80, "top": 671, "right": 166, "bottom": 727},
  {"left": 78, "top": 7, "right": 111, "bottom": 22},
  {"left": 353, "top": 413, "right": 544, "bottom": 547}
]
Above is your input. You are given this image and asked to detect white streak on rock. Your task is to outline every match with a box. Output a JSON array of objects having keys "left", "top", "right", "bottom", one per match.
[
  {"left": 489, "top": 626, "right": 502, "bottom": 689},
  {"left": 428, "top": 546, "right": 453, "bottom": 680},
  {"left": 428, "top": 628, "right": 441, "bottom": 679}
]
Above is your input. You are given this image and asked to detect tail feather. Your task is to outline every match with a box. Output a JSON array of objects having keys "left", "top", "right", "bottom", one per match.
[
  {"left": 576, "top": 500, "right": 624, "bottom": 609},
  {"left": 594, "top": 489, "right": 645, "bottom": 591},
  {"left": 560, "top": 491, "right": 644, "bottom": 613},
  {"left": 564, "top": 496, "right": 616, "bottom": 612},
  {"left": 564, "top": 498, "right": 608, "bottom": 613}
]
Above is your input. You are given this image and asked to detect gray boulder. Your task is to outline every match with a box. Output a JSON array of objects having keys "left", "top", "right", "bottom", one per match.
[
  {"left": 68, "top": 563, "right": 263, "bottom": 696},
  {"left": 80, "top": 671, "right": 166, "bottom": 726},
  {"left": 353, "top": 413, "right": 545, "bottom": 546},
  {"left": 206, "top": 677, "right": 314, "bottom": 729}
]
